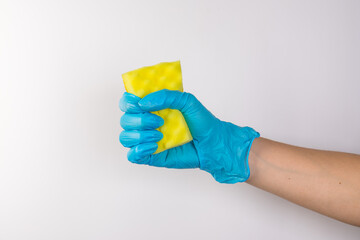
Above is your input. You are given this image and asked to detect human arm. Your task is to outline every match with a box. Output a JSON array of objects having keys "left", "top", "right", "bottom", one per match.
[{"left": 247, "top": 137, "right": 360, "bottom": 226}]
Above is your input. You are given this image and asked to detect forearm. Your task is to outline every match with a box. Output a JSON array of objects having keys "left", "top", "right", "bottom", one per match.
[{"left": 246, "top": 137, "right": 360, "bottom": 226}]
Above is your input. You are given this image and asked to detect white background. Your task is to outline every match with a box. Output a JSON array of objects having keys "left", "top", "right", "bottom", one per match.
[{"left": 1, "top": 0, "right": 360, "bottom": 239}]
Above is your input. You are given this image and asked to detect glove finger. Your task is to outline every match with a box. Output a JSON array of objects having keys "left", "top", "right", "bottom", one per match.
[
  {"left": 127, "top": 142, "right": 158, "bottom": 164},
  {"left": 120, "top": 112, "right": 164, "bottom": 130},
  {"left": 146, "top": 141, "right": 200, "bottom": 169},
  {"left": 119, "top": 92, "right": 144, "bottom": 113},
  {"left": 120, "top": 130, "right": 163, "bottom": 148},
  {"left": 138, "top": 89, "right": 187, "bottom": 112},
  {"left": 138, "top": 89, "right": 216, "bottom": 137},
  {"left": 138, "top": 89, "right": 212, "bottom": 118}
]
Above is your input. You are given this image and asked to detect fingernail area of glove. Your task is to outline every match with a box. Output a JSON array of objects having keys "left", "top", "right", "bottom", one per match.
[
  {"left": 146, "top": 130, "right": 163, "bottom": 142},
  {"left": 122, "top": 130, "right": 163, "bottom": 144},
  {"left": 138, "top": 97, "right": 162, "bottom": 111},
  {"left": 137, "top": 143, "right": 158, "bottom": 158},
  {"left": 143, "top": 114, "right": 164, "bottom": 129},
  {"left": 138, "top": 98, "right": 150, "bottom": 109},
  {"left": 119, "top": 92, "right": 143, "bottom": 113}
]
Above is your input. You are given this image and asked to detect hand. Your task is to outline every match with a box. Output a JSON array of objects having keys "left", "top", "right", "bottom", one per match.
[{"left": 119, "top": 90, "right": 259, "bottom": 183}]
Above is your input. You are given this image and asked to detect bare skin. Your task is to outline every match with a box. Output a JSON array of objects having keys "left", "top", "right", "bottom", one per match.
[{"left": 247, "top": 137, "right": 360, "bottom": 226}]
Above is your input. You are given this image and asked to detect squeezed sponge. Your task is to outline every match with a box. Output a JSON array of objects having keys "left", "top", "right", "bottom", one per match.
[{"left": 122, "top": 61, "right": 193, "bottom": 154}]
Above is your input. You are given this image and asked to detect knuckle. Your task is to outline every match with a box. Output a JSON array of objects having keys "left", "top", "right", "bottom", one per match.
[
  {"left": 128, "top": 147, "right": 140, "bottom": 163},
  {"left": 185, "top": 92, "right": 196, "bottom": 102},
  {"left": 120, "top": 114, "right": 128, "bottom": 128},
  {"left": 120, "top": 93, "right": 142, "bottom": 113},
  {"left": 119, "top": 132, "right": 125, "bottom": 145},
  {"left": 119, "top": 131, "right": 129, "bottom": 147},
  {"left": 127, "top": 155, "right": 136, "bottom": 163}
]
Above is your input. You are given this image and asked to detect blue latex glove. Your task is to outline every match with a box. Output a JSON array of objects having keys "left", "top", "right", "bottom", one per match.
[{"left": 119, "top": 90, "right": 260, "bottom": 183}]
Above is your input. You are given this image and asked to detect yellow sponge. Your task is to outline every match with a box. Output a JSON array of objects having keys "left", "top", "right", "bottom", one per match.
[{"left": 122, "top": 61, "right": 193, "bottom": 154}]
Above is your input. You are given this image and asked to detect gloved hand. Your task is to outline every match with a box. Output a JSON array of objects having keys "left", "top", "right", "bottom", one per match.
[{"left": 119, "top": 90, "right": 260, "bottom": 183}]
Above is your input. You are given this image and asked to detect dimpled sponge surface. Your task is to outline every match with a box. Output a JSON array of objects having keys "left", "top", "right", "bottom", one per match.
[{"left": 122, "top": 61, "right": 193, "bottom": 154}]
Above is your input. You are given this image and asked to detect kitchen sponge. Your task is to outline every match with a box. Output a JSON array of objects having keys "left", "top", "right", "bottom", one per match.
[{"left": 122, "top": 61, "right": 193, "bottom": 153}]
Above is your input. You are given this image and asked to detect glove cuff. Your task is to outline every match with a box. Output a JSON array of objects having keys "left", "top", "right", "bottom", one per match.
[{"left": 196, "top": 122, "right": 260, "bottom": 184}]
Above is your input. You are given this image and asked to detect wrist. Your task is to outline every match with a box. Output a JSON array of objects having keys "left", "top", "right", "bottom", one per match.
[
  {"left": 196, "top": 121, "right": 260, "bottom": 184},
  {"left": 226, "top": 123, "right": 260, "bottom": 183}
]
